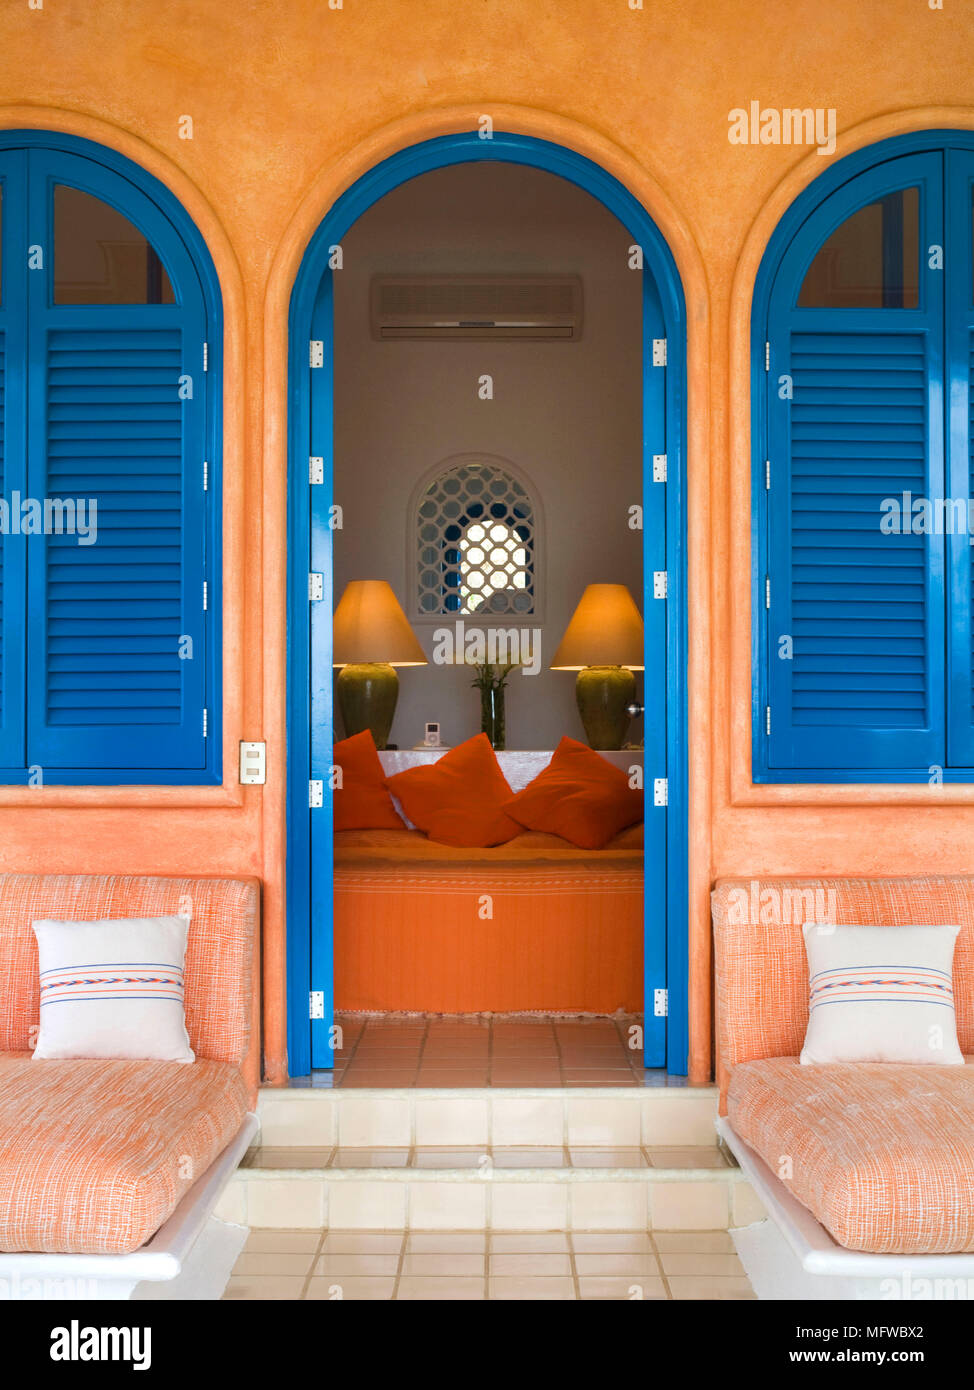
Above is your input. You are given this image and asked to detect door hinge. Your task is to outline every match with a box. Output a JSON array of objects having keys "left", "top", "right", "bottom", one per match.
[
  {"left": 239, "top": 741, "right": 266, "bottom": 785},
  {"left": 654, "top": 988, "right": 668, "bottom": 1018},
  {"left": 652, "top": 338, "right": 667, "bottom": 367},
  {"left": 766, "top": 705, "right": 771, "bottom": 736},
  {"left": 202, "top": 707, "right": 208, "bottom": 738},
  {"left": 309, "top": 990, "right": 325, "bottom": 1020},
  {"left": 764, "top": 341, "right": 770, "bottom": 371},
  {"left": 652, "top": 453, "right": 667, "bottom": 483},
  {"left": 310, "top": 340, "right": 324, "bottom": 368},
  {"left": 309, "top": 779, "right": 323, "bottom": 808},
  {"left": 765, "top": 576, "right": 770, "bottom": 609},
  {"left": 765, "top": 459, "right": 770, "bottom": 490},
  {"left": 309, "top": 455, "right": 324, "bottom": 485},
  {"left": 653, "top": 777, "right": 668, "bottom": 807},
  {"left": 203, "top": 341, "right": 209, "bottom": 372},
  {"left": 202, "top": 580, "right": 208, "bottom": 611},
  {"left": 308, "top": 572, "right": 324, "bottom": 601},
  {"left": 653, "top": 570, "right": 667, "bottom": 599},
  {"left": 203, "top": 459, "right": 209, "bottom": 492}
]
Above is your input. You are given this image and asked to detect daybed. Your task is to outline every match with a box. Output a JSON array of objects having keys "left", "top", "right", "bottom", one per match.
[
  {"left": 334, "top": 825, "right": 644, "bottom": 1013},
  {"left": 0, "top": 873, "right": 259, "bottom": 1300},
  {"left": 713, "top": 875, "right": 974, "bottom": 1300}
]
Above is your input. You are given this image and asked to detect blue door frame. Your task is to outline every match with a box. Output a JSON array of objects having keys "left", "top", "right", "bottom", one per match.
[{"left": 286, "top": 132, "right": 689, "bottom": 1076}]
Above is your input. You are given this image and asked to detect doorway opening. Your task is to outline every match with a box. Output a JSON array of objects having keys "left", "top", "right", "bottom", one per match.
[{"left": 286, "top": 133, "right": 688, "bottom": 1081}]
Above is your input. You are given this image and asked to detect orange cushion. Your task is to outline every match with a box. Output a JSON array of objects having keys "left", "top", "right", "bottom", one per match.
[
  {"left": 728, "top": 1056, "right": 974, "bottom": 1254},
  {"left": 502, "top": 736, "right": 644, "bottom": 849},
  {"left": 0, "top": 1053, "right": 249, "bottom": 1254},
  {"left": 333, "top": 730, "right": 404, "bottom": 831},
  {"left": 384, "top": 734, "right": 520, "bottom": 847}
]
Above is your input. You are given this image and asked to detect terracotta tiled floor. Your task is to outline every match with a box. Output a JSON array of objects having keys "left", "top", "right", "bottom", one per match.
[
  {"left": 224, "top": 1228, "right": 755, "bottom": 1300},
  {"left": 305, "top": 1013, "right": 664, "bottom": 1088}
]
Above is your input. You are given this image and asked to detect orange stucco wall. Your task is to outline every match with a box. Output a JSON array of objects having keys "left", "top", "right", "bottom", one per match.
[{"left": 1, "top": 0, "right": 972, "bottom": 1086}]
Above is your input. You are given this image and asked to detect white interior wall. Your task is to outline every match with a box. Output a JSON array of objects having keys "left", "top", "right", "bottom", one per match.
[{"left": 332, "top": 161, "right": 643, "bottom": 751}]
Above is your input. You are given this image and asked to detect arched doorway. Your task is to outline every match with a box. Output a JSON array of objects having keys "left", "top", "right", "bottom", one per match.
[{"left": 286, "top": 132, "right": 688, "bottom": 1076}]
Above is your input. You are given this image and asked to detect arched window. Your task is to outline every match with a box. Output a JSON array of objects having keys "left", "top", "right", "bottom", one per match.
[
  {"left": 414, "top": 457, "right": 537, "bottom": 618},
  {"left": 754, "top": 134, "right": 974, "bottom": 781},
  {"left": 0, "top": 136, "right": 220, "bottom": 784}
]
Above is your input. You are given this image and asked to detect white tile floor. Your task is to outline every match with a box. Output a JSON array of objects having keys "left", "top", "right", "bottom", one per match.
[{"left": 224, "top": 1228, "right": 756, "bottom": 1300}]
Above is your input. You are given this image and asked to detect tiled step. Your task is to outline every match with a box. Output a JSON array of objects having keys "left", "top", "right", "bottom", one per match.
[
  {"left": 254, "top": 1083, "right": 722, "bottom": 1149},
  {"left": 217, "top": 1089, "right": 765, "bottom": 1232},
  {"left": 217, "top": 1147, "right": 762, "bottom": 1232}
]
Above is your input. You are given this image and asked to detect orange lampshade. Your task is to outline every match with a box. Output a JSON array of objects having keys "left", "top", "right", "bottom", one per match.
[
  {"left": 332, "top": 580, "right": 427, "bottom": 667},
  {"left": 550, "top": 583, "right": 645, "bottom": 670}
]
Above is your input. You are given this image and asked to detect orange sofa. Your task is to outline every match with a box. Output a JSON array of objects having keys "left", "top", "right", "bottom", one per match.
[
  {"left": 0, "top": 873, "right": 259, "bottom": 1265},
  {"left": 334, "top": 827, "right": 644, "bottom": 1014},
  {"left": 713, "top": 876, "right": 974, "bottom": 1257}
]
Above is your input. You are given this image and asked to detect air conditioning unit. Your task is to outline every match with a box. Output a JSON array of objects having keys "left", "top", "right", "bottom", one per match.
[{"left": 370, "top": 274, "right": 583, "bottom": 340}]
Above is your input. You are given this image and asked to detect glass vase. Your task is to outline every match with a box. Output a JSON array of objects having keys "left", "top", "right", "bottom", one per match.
[{"left": 480, "top": 683, "right": 506, "bottom": 750}]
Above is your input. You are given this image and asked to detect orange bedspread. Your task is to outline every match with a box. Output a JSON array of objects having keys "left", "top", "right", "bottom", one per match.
[{"left": 333, "top": 829, "right": 644, "bottom": 1013}]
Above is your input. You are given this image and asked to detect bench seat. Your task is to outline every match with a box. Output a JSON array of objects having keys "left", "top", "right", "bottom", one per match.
[
  {"left": 0, "top": 1053, "right": 250, "bottom": 1255},
  {"left": 727, "top": 1055, "right": 974, "bottom": 1254}
]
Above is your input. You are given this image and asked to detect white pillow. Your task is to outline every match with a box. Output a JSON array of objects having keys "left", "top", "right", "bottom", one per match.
[
  {"left": 32, "top": 916, "right": 194, "bottom": 1063},
  {"left": 801, "top": 922, "right": 964, "bottom": 1066}
]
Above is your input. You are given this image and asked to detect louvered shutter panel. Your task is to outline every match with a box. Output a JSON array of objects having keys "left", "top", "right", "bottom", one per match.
[
  {"left": 946, "top": 150, "right": 974, "bottom": 766},
  {"left": 25, "top": 152, "right": 208, "bottom": 776},
  {"left": 0, "top": 151, "right": 27, "bottom": 770},
  {"left": 766, "top": 153, "right": 946, "bottom": 774}
]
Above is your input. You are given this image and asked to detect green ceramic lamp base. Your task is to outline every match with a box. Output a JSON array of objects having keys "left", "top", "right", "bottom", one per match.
[
  {"left": 575, "top": 665, "right": 636, "bottom": 750},
  {"left": 337, "top": 662, "right": 399, "bottom": 749}
]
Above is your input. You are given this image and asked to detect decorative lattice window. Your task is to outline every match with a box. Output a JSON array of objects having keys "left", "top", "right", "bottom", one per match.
[{"left": 415, "top": 459, "right": 537, "bottom": 617}]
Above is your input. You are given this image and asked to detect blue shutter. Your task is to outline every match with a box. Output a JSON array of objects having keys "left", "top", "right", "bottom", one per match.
[
  {"left": 24, "top": 150, "right": 209, "bottom": 777},
  {"left": 946, "top": 150, "right": 974, "bottom": 766},
  {"left": 0, "top": 151, "right": 27, "bottom": 769},
  {"left": 766, "top": 153, "right": 946, "bottom": 775}
]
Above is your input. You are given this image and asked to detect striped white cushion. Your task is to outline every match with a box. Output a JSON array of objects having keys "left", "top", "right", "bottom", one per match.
[
  {"left": 801, "top": 922, "right": 963, "bottom": 1065},
  {"left": 32, "top": 916, "right": 194, "bottom": 1063}
]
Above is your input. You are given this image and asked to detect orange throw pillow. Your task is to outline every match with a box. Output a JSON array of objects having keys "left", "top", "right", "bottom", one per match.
[
  {"left": 384, "top": 734, "right": 521, "bottom": 847},
  {"left": 503, "top": 736, "right": 644, "bottom": 849},
  {"left": 332, "top": 730, "right": 405, "bottom": 831}
]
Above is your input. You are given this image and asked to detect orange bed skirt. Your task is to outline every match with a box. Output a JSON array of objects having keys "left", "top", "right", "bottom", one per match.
[{"left": 333, "top": 829, "right": 644, "bottom": 1013}]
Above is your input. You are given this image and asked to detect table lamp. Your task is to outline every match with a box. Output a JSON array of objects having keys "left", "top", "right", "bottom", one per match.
[
  {"left": 332, "top": 580, "right": 427, "bottom": 748},
  {"left": 550, "top": 583, "right": 644, "bottom": 749}
]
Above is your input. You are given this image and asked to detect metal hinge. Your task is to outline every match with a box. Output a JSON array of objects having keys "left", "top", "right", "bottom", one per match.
[
  {"left": 308, "top": 572, "right": 324, "bottom": 601},
  {"left": 765, "top": 576, "right": 770, "bottom": 609},
  {"left": 765, "top": 459, "right": 770, "bottom": 490},
  {"left": 202, "top": 708, "right": 208, "bottom": 738},
  {"left": 203, "top": 459, "right": 209, "bottom": 492},
  {"left": 764, "top": 341, "right": 770, "bottom": 371},
  {"left": 202, "top": 581, "right": 208, "bottom": 611},
  {"left": 203, "top": 342, "right": 209, "bottom": 372},
  {"left": 654, "top": 988, "right": 668, "bottom": 1018},
  {"left": 766, "top": 705, "right": 771, "bottom": 736},
  {"left": 652, "top": 453, "right": 667, "bottom": 483},
  {"left": 653, "top": 570, "right": 667, "bottom": 599},
  {"left": 652, "top": 338, "right": 667, "bottom": 367},
  {"left": 309, "top": 991, "right": 325, "bottom": 1020},
  {"left": 653, "top": 777, "right": 668, "bottom": 807},
  {"left": 309, "top": 456, "right": 324, "bottom": 485},
  {"left": 239, "top": 741, "right": 266, "bottom": 785},
  {"left": 309, "top": 779, "right": 323, "bottom": 808},
  {"left": 310, "top": 340, "right": 324, "bottom": 368}
]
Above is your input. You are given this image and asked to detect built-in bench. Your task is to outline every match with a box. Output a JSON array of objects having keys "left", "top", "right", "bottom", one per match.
[
  {"left": 713, "top": 876, "right": 974, "bottom": 1300},
  {"left": 0, "top": 873, "right": 259, "bottom": 1300}
]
